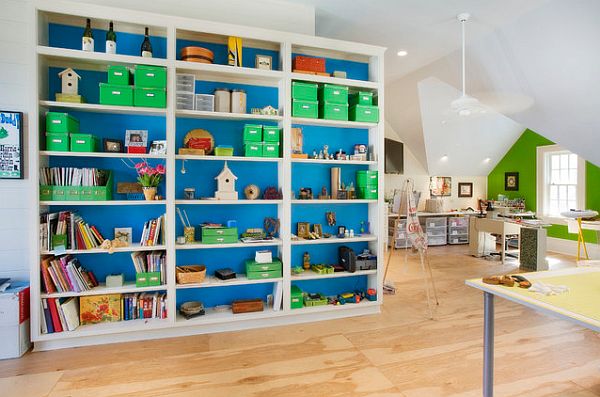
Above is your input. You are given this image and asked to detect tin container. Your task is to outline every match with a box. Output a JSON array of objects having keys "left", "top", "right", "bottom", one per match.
[
  {"left": 214, "top": 88, "right": 231, "bottom": 113},
  {"left": 184, "top": 188, "right": 196, "bottom": 200},
  {"left": 231, "top": 89, "right": 247, "bottom": 114},
  {"left": 183, "top": 226, "right": 195, "bottom": 243}
]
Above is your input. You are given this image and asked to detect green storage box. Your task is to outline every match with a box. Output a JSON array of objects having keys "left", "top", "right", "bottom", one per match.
[
  {"left": 65, "top": 186, "right": 80, "bottom": 201},
  {"left": 99, "top": 83, "right": 134, "bottom": 106},
  {"left": 262, "top": 126, "right": 280, "bottom": 143},
  {"left": 214, "top": 146, "right": 234, "bottom": 156},
  {"left": 202, "top": 226, "right": 238, "bottom": 244},
  {"left": 70, "top": 133, "right": 98, "bottom": 152},
  {"left": 304, "top": 293, "right": 328, "bottom": 307},
  {"left": 202, "top": 235, "right": 238, "bottom": 244},
  {"left": 349, "top": 104, "right": 379, "bottom": 123},
  {"left": 45, "top": 132, "right": 70, "bottom": 151},
  {"left": 246, "top": 259, "right": 282, "bottom": 273},
  {"left": 356, "top": 170, "right": 378, "bottom": 187},
  {"left": 39, "top": 186, "right": 52, "bottom": 201},
  {"left": 134, "top": 87, "right": 166, "bottom": 108},
  {"left": 51, "top": 234, "right": 67, "bottom": 251},
  {"left": 134, "top": 65, "right": 167, "bottom": 88},
  {"left": 247, "top": 269, "right": 282, "bottom": 280},
  {"left": 291, "top": 286, "right": 303, "bottom": 309},
  {"left": 89, "top": 170, "right": 113, "bottom": 201},
  {"left": 147, "top": 271, "right": 161, "bottom": 286},
  {"left": 358, "top": 186, "right": 378, "bottom": 199},
  {"left": 136, "top": 272, "right": 149, "bottom": 287},
  {"left": 319, "top": 102, "right": 348, "bottom": 121},
  {"left": 244, "top": 142, "right": 263, "bottom": 157},
  {"left": 46, "top": 112, "right": 79, "bottom": 133},
  {"left": 107, "top": 65, "right": 131, "bottom": 85},
  {"left": 243, "top": 124, "right": 263, "bottom": 142},
  {"left": 262, "top": 143, "right": 280, "bottom": 158},
  {"left": 292, "top": 99, "right": 318, "bottom": 118},
  {"left": 349, "top": 91, "right": 373, "bottom": 106},
  {"left": 51, "top": 186, "right": 66, "bottom": 201},
  {"left": 318, "top": 84, "right": 349, "bottom": 104},
  {"left": 292, "top": 81, "right": 318, "bottom": 101},
  {"left": 80, "top": 187, "right": 94, "bottom": 201}
]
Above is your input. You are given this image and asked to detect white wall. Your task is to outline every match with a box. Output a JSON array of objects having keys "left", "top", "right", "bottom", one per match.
[{"left": 0, "top": 0, "right": 315, "bottom": 282}]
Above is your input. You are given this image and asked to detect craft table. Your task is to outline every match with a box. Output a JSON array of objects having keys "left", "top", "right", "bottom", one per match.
[
  {"left": 469, "top": 217, "right": 522, "bottom": 263},
  {"left": 466, "top": 267, "right": 600, "bottom": 397}
]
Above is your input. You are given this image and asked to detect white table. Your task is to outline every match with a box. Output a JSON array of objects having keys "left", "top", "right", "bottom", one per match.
[
  {"left": 466, "top": 267, "right": 600, "bottom": 397},
  {"left": 469, "top": 217, "right": 522, "bottom": 263}
]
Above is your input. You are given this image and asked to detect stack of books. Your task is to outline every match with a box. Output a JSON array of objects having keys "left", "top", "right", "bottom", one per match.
[
  {"left": 140, "top": 214, "right": 165, "bottom": 246},
  {"left": 40, "top": 167, "right": 108, "bottom": 187},
  {"left": 40, "top": 211, "right": 106, "bottom": 251},
  {"left": 40, "top": 297, "right": 80, "bottom": 334},
  {"left": 121, "top": 292, "right": 168, "bottom": 321},
  {"left": 40, "top": 255, "right": 98, "bottom": 294}
]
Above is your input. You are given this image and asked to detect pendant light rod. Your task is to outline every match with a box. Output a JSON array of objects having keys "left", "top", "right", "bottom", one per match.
[{"left": 457, "top": 13, "right": 470, "bottom": 97}]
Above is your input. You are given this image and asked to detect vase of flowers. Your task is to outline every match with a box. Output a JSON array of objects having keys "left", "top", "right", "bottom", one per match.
[{"left": 135, "top": 162, "right": 165, "bottom": 200}]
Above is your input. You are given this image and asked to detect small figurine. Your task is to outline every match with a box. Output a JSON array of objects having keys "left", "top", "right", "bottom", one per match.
[
  {"left": 312, "top": 149, "right": 318, "bottom": 159},
  {"left": 360, "top": 221, "right": 365, "bottom": 234},
  {"left": 318, "top": 150, "right": 324, "bottom": 159},
  {"left": 323, "top": 145, "right": 329, "bottom": 159},
  {"left": 303, "top": 252, "right": 311, "bottom": 270},
  {"left": 318, "top": 186, "right": 329, "bottom": 200}
]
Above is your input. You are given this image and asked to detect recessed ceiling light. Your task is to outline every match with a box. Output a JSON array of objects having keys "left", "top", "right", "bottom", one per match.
[
  {"left": 484, "top": 157, "right": 491, "bottom": 163},
  {"left": 441, "top": 155, "right": 448, "bottom": 161},
  {"left": 397, "top": 50, "right": 408, "bottom": 57}
]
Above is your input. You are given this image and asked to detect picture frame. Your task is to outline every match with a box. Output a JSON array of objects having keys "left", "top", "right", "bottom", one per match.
[
  {"left": 297, "top": 222, "right": 310, "bottom": 238},
  {"left": 255, "top": 55, "right": 272, "bottom": 70},
  {"left": 149, "top": 140, "right": 167, "bottom": 155},
  {"left": 458, "top": 182, "right": 473, "bottom": 198},
  {"left": 103, "top": 138, "right": 123, "bottom": 153},
  {"left": 0, "top": 111, "right": 23, "bottom": 179},
  {"left": 337, "top": 226, "right": 346, "bottom": 236},
  {"left": 313, "top": 224, "right": 323, "bottom": 237},
  {"left": 430, "top": 176, "right": 452, "bottom": 197},
  {"left": 125, "top": 130, "right": 148, "bottom": 148},
  {"left": 505, "top": 172, "right": 519, "bottom": 191},
  {"left": 114, "top": 227, "right": 133, "bottom": 244}
]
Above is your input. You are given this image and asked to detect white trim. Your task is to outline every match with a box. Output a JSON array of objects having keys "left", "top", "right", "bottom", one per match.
[{"left": 547, "top": 237, "right": 600, "bottom": 259}]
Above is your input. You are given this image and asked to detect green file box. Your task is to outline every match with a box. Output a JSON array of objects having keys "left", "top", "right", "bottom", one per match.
[
  {"left": 292, "top": 99, "right": 318, "bottom": 118},
  {"left": 99, "top": 84, "right": 133, "bottom": 106}
]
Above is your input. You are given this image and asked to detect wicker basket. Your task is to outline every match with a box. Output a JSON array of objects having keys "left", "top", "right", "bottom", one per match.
[{"left": 176, "top": 265, "right": 206, "bottom": 284}]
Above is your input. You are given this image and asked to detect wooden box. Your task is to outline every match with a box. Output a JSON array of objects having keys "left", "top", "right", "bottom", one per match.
[{"left": 232, "top": 299, "right": 264, "bottom": 314}]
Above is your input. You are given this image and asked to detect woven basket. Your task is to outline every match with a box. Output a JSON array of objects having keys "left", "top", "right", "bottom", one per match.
[{"left": 176, "top": 265, "right": 206, "bottom": 284}]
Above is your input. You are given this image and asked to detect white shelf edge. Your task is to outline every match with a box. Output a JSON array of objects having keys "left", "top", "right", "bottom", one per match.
[
  {"left": 291, "top": 117, "right": 377, "bottom": 129},
  {"left": 35, "top": 317, "right": 171, "bottom": 341},
  {"left": 291, "top": 199, "right": 377, "bottom": 204},
  {"left": 174, "top": 60, "right": 284, "bottom": 81},
  {"left": 41, "top": 244, "right": 167, "bottom": 255},
  {"left": 174, "top": 154, "right": 282, "bottom": 163},
  {"left": 290, "top": 300, "right": 380, "bottom": 315},
  {"left": 291, "top": 235, "right": 377, "bottom": 245},
  {"left": 176, "top": 109, "right": 282, "bottom": 122},
  {"left": 41, "top": 282, "right": 167, "bottom": 298},
  {"left": 175, "top": 306, "right": 285, "bottom": 327},
  {"left": 291, "top": 270, "right": 377, "bottom": 281},
  {"left": 291, "top": 158, "right": 376, "bottom": 166},
  {"left": 40, "top": 200, "right": 167, "bottom": 206},
  {"left": 40, "top": 151, "right": 167, "bottom": 159},
  {"left": 176, "top": 276, "right": 283, "bottom": 289},
  {"left": 290, "top": 72, "right": 379, "bottom": 89},
  {"left": 37, "top": 45, "right": 169, "bottom": 67},
  {"left": 176, "top": 239, "right": 283, "bottom": 250},
  {"left": 39, "top": 100, "right": 167, "bottom": 116},
  {"left": 175, "top": 199, "right": 282, "bottom": 205}
]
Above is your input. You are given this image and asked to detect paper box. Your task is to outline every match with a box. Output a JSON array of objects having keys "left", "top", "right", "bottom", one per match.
[{"left": 0, "top": 283, "right": 31, "bottom": 359}]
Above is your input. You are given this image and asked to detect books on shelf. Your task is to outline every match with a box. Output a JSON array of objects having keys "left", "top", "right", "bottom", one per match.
[
  {"left": 121, "top": 292, "right": 168, "bottom": 321},
  {"left": 140, "top": 214, "right": 165, "bottom": 246},
  {"left": 40, "top": 297, "right": 80, "bottom": 334},
  {"left": 130, "top": 251, "right": 166, "bottom": 283},
  {"left": 40, "top": 211, "right": 106, "bottom": 251},
  {"left": 40, "top": 167, "right": 109, "bottom": 187},
  {"left": 40, "top": 255, "right": 98, "bottom": 294}
]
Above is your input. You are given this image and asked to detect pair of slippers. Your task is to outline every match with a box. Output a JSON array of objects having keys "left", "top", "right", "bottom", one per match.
[{"left": 483, "top": 274, "right": 532, "bottom": 289}]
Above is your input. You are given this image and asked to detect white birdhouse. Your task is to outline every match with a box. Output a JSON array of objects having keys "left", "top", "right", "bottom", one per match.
[
  {"left": 58, "top": 68, "right": 81, "bottom": 95},
  {"left": 215, "top": 161, "right": 238, "bottom": 200}
]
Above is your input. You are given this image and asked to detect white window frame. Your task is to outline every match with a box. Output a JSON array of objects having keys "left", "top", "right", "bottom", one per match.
[{"left": 536, "top": 144, "right": 586, "bottom": 224}]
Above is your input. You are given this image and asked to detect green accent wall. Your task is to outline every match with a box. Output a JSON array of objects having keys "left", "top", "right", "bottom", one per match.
[{"left": 488, "top": 129, "right": 599, "bottom": 243}]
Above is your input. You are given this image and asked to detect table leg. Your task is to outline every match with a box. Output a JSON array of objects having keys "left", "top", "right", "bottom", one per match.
[
  {"left": 484, "top": 292, "right": 494, "bottom": 397},
  {"left": 501, "top": 232, "right": 506, "bottom": 264}
]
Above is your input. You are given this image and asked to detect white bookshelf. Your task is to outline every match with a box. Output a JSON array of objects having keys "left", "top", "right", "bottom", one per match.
[{"left": 31, "top": 0, "right": 385, "bottom": 350}]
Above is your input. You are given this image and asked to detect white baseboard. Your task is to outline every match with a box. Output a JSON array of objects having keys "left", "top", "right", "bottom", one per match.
[{"left": 547, "top": 237, "right": 600, "bottom": 259}]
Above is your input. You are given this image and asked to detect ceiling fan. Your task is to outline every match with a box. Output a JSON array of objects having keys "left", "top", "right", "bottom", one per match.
[{"left": 450, "top": 13, "right": 487, "bottom": 117}]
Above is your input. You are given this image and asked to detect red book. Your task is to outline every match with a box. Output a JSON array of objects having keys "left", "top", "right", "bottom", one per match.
[
  {"left": 47, "top": 298, "right": 63, "bottom": 333},
  {"left": 18, "top": 287, "right": 30, "bottom": 324},
  {"left": 87, "top": 271, "right": 98, "bottom": 287},
  {"left": 147, "top": 220, "right": 157, "bottom": 246},
  {"left": 75, "top": 227, "right": 85, "bottom": 250}
]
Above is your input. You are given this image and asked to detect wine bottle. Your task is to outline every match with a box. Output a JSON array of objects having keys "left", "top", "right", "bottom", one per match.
[
  {"left": 82, "top": 18, "right": 94, "bottom": 52},
  {"left": 141, "top": 27, "right": 153, "bottom": 58},
  {"left": 105, "top": 21, "right": 116, "bottom": 54}
]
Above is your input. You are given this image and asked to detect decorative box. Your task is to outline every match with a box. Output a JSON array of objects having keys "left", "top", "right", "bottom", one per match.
[
  {"left": 304, "top": 292, "right": 328, "bottom": 307},
  {"left": 134, "top": 87, "right": 166, "bottom": 108},
  {"left": 349, "top": 91, "right": 373, "bottom": 106},
  {"left": 46, "top": 112, "right": 79, "bottom": 133},
  {"left": 214, "top": 146, "right": 234, "bottom": 156},
  {"left": 176, "top": 73, "right": 195, "bottom": 93},
  {"left": 262, "top": 126, "right": 280, "bottom": 143},
  {"left": 349, "top": 104, "right": 379, "bottom": 123},
  {"left": 70, "top": 133, "right": 98, "bottom": 152},
  {"left": 291, "top": 81, "right": 318, "bottom": 101},
  {"left": 292, "top": 99, "right": 318, "bottom": 118},
  {"left": 106, "top": 274, "right": 124, "bottom": 288},
  {"left": 318, "top": 84, "right": 349, "bottom": 105},
  {"left": 292, "top": 56, "right": 326, "bottom": 73},
  {"left": 176, "top": 92, "right": 195, "bottom": 110},
  {"left": 45, "top": 132, "right": 70, "bottom": 151},
  {"left": 357, "top": 186, "right": 378, "bottom": 199},
  {"left": 201, "top": 226, "right": 238, "bottom": 244},
  {"left": 244, "top": 142, "right": 263, "bottom": 157},
  {"left": 245, "top": 259, "right": 281, "bottom": 273},
  {"left": 107, "top": 65, "right": 131, "bottom": 85},
  {"left": 356, "top": 170, "right": 378, "bottom": 187},
  {"left": 319, "top": 102, "right": 348, "bottom": 121},
  {"left": 232, "top": 299, "right": 264, "bottom": 314},
  {"left": 254, "top": 250, "right": 273, "bottom": 264},
  {"left": 79, "top": 294, "right": 121, "bottom": 324},
  {"left": 262, "top": 143, "right": 280, "bottom": 158},
  {"left": 134, "top": 65, "right": 167, "bottom": 89},
  {"left": 99, "top": 83, "right": 133, "bottom": 106},
  {"left": 243, "top": 124, "right": 263, "bottom": 142}
]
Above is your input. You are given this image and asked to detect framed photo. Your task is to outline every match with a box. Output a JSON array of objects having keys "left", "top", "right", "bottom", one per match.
[
  {"left": 0, "top": 111, "right": 23, "bottom": 179},
  {"left": 103, "top": 138, "right": 123, "bottom": 153},
  {"left": 337, "top": 190, "right": 348, "bottom": 200},
  {"left": 337, "top": 226, "right": 346, "bottom": 236},
  {"left": 125, "top": 130, "right": 148, "bottom": 148},
  {"left": 313, "top": 224, "right": 323, "bottom": 237},
  {"left": 505, "top": 172, "right": 519, "bottom": 191},
  {"left": 149, "top": 140, "right": 167, "bottom": 155},
  {"left": 255, "top": 55, "right": 272, "bottom": 70},
  {"left": 458, "top": 182, "right": 473, "bottom": 198},
  {"left": 430, "top": 176, "right": 452, "bottom": 197},
  {"left": 114, "top": 227, "right": 132, "bottom": 244},
  {"left": 297, "top": 222, "right": 310, "bottom": 238}
]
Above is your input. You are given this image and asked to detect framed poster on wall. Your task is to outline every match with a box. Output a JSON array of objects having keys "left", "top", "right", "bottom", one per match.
[{"left": 0, "top": 111, "right": 23, "bottom": 179}]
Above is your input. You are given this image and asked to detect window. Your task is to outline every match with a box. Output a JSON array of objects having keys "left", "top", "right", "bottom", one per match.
[{"left": 537, "top": 145, "right": 586, "bottom": 220}]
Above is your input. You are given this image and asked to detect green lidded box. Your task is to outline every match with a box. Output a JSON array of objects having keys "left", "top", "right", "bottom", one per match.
[
  {"left": 291, "top": 285, "right": 303, "bottom": 309},
  {"left": 99, "top": 83, "right": 134, "bottom": 106},
  {"left": 349, "top": 104, "right": 379, "bottom": 123},
  {"left": 45, "top": 132, "right": 69, "bottom": 151},
  {"left": 358, "top": 186, "right": 378, "bottom": 199},
  {"left": 134, "top": 65, "right": 167, "bottom": 88},
  {"left": 262, "top": 126, "right": 281, "bottom": 143},
  {"left": 292, "top": 99, "right": 318, "bottom": 118},
  {"left": 349, "top": 91, "right": 373, "bottom": 106},
  {"left": 134, "top": 87, "right": 166, "bottom": 108},
  {"left": 292, "top": 81, "right": 318, "bottom": 101},
  {"left": 319, "top": 102, "right": 348, "bottom": 121},
  {"left": 244, "top": 142, "right": 263, "bottom": 157},
  {"left": 318, "top": 84, "right": 349, "bottom": 104},
  {"left": 262, "top": 143, "right": 280, "bottom": 158},
  {"left": 356, "top": 170, "right": 378, "bottom": 187},
  {"left": 70, "top": 133, "right": 98, "bottom": 152},
  {"left": 245, "top": 259, "right": 282, "bottom": 273},
  {"left": 243, "top": 124, "right": 263, "bottom": 142},
  {"left": 107, "top": 65, "right": 131, "bottom": 85},
  {"left": 46, "top": 112, "right": 79, "bottom": 133}
]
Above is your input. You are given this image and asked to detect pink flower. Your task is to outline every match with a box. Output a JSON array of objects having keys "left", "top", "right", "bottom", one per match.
[
  {"left": 135, "top": 162, "right": 147, "bottom": 169},
  {"left": 138, "top": 167, "right": 149, "bottom": 175},
  {"left": 156, "top": 164, "right": 165, "bottom": 175}
]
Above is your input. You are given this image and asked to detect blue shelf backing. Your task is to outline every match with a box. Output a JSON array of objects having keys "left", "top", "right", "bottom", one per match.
[
  {"left": 176, "top": 283, "right": 276, "bottom": 308},
  {"left": 65, "top": 253, "right": 166, "bottom": 285},
  {"left": 291, "top": 52, "right": 369, "bottom": 81},
  {"left": 292, "top": 204, "right": 368, "bottom": 234},
  {"left": 192, "top": 80, "right": 279, "bottom": 110},
  {"left": 292, "top": 276, "right": 368, "bottom": 297},
  {"left": 176, "top": 246, "right": 280, "bottom": 275}
]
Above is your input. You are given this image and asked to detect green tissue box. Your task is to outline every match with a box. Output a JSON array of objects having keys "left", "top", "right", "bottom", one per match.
[
  {"left": 319, "top": 102, "right": 348, "bottom": 121},
  {"left": 262, "top": 126, "right": 280, "bottom": 143},
  {"left": 318, "top": 84, "right": 349, "bottom": 104},
  {"left": 134, "top": 87, "right": 166, "bottom": 108},
  {"left": 292, "top": 81, "right": 318, "bottom": 101},
  {"left": 243, "top": 124, "right": 263, "bottom": 142},
  {"left": 349, "top": 104, "right": 379, "bottom": 123},
  {"left": 107, "top": 65, "right": 131, "bottom": 85},
  {"left": 291, "top": 285, "right": 303, "bottom": 309},
  {"left": 349, "top": 91, "right": 373, "bottom": 106},
  {"left": 70, "top": 133, "right": 98, "bottom": 152},
  {"left": 45, "top": 132, "right": 69, "bottom": 151},
  {"left": 46, "top": 112, "right": 79, "bottom": 133},
  {"left": 99, "top": 83, "right": 133, "bottom": 106},
  {"left": 292, "top": 99, "right": 318, "bottom": 118},
  {"left": 244, "top": 142, "right": 263, "bottom": 157},
  {"left": 134, "top": 65, "right": 167, "bottom": 88}
]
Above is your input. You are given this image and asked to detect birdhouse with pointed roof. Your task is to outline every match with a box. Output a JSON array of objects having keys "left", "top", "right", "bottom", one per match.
[
  {"left": 215, "top": 161, "right": 238, "bottom": 200},
  {"left": 58, "top": 68, "right": 81, "bottom": 95}
]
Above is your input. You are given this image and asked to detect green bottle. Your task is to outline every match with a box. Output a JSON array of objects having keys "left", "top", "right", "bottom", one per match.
[
  {"left": 82, "top": 18, "right": 94, "bottom": 52},
  {"left": 105, "top": 21, "right": 116, "bottom": 54}
]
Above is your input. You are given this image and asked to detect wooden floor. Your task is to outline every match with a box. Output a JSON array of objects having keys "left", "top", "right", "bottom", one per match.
[{"left": 1, "top": 245, "right": 599, "bottom": 397}]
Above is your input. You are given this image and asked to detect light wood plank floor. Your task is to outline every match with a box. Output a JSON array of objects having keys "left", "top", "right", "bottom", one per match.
[{"left": 1, "top": 246, "right": 599, "bottom": 396}]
